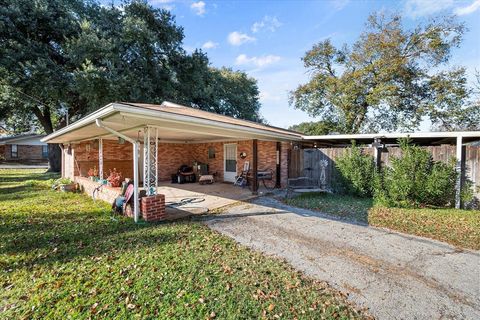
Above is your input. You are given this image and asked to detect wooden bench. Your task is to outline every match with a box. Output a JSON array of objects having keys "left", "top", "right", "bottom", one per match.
[{"left": 286, "top": 177, "right": 324, "bottom": 198}]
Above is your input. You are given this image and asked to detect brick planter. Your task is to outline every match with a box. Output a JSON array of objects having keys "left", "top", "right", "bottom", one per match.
[{"left": 141, "top": 194, "right": 166, "bottom": 222}]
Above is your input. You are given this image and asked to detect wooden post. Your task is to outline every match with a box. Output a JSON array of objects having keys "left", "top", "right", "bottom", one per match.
[
  {"left": 275, "top": 142, "right": 281, "bottom": 188},
  {"left": 252, "top": 139, "right": 258, "bottom": 194},
  {"left": 455, "top": 136, "right": 464, "bottom": 209},
  {"left": 373, "top": 138, "right": 382, "bottom": 171}
]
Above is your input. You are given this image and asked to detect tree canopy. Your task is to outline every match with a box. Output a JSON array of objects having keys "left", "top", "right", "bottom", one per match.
[
  {"left": 288, "top": 120, "right": 339, "bottom": 135},
  {"left": 290, "top": 13, "right": 479, "bottom": 133},
  {"left": 0, "top": 0, "right": 262, "bottom": 170}
]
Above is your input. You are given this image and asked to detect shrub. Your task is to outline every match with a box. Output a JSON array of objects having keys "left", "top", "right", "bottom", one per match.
[
  {"left": 335, "top": 142, "right": 376, "bottom": 197},
  {"left": 425, "top": 161, "right": 457, "bottom": 206},
  {"left": 374, "top": 139, "right": 458, "bottom": 208}
]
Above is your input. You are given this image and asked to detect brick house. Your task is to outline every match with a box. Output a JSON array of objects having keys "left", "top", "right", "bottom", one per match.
[
  {"left": 43, "top": 101, "right": 479, "bottom": 219},
  {"left": 42, "top": 102, "right": 303, "bottom": 221},
  {"left": 0, "top": 134, "right": 48, "bottom": 164}
]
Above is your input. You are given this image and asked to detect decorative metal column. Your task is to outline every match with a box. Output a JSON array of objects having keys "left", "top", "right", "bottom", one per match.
[
  {"left": 98, "top": 138, "right": 103, "bottom": 180},
  {"left": 143, "top": 127, "right": 159, "bottom": 196}
]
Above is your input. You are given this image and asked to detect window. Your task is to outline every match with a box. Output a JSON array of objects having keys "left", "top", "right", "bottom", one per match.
[
  {"left": 11, "top": 144, "right": 18, "bottom": 158},
  {"left": 42, "top": 145, "right": 48, "bottom": 158},
  {"left": 208, "top": 147, "right": 215, "bottom": 159}
]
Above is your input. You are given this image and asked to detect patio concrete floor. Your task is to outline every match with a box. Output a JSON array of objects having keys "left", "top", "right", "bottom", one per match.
[{"left": 157, "top": 182, "right": 266, "bottom": 219}]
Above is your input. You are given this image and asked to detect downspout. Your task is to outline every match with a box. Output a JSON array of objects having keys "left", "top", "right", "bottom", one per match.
[{"left": 95, "top": 119, "right": 140, "bottom": 223}]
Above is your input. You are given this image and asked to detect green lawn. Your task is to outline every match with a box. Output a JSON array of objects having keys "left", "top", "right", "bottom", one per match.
[
  {"left": 284, "top": 192, "right": 480, "bottom": 250},
  {"left": 284, "top": 193, "right": 373, "bottom": 224},
  {"left": 369, "top": 207, "right": 480, "bottom": 250},
  {"left": 0, "top": 169, "right": 369, "bottom": 319}
]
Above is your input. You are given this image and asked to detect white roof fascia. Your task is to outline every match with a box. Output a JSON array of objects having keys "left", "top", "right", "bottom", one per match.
[
  {"left": 41, "top": 103, "right": 116, "bottom": 142},
  {"left": 303, "top": 131, "right": 480, "bottom": 140}
]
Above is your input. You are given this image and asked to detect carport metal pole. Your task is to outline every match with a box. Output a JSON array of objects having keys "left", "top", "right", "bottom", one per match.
[
  {"left": 98, "top": 138, "right": 103, "bottom": 179},
  {"left": 133, "top": 142, "right": 139, "bottom": 222},
  {"left": 95, "top": 119, "right": 140, "bottom": 223}
]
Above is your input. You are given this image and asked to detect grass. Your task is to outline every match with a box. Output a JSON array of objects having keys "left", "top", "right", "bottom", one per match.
[
  {"left": 369, "top": 207, "right": 480, "bottom": 250},
  {"left": 284, "top": 192, "right": 480, "bottom": 250},
  {"left": 0, "top": 169, "right": 369, "bottom": 319},
  {"left": 284, "top": 192, "right": 373, "bottom": 224}
]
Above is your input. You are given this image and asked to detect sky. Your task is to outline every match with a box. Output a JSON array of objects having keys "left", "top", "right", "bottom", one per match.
[{"left": 118, "top": 0, "right": 479, "bottom": 130}]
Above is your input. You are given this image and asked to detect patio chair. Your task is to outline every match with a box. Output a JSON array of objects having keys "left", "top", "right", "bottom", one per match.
[
  {"left": 113, "top": 183, "right": 146, "bottom": 214},
  {"left": 234, "top": 161, "right": 249, "bottom": 187}
]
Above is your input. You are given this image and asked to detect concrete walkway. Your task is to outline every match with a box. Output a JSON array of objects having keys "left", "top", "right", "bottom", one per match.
[
  {"left": 203, "top": 197, "right": 480, "bottom": 320},
  {"left": 0, "top": 164, "right": 48, "bottom": 169}
]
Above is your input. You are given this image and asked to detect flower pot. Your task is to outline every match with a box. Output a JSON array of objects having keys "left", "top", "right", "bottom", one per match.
[{"left": 60, "top": 183, "right": 76, "bottom": 192}]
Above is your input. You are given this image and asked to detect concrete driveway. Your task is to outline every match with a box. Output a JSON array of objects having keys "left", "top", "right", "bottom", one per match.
[{"left": 203, "top": 197, "right": 480, "bottom": 320}]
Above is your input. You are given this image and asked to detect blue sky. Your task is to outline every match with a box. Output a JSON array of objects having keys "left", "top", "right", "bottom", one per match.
[{"left": 136, "top": 1, "right": 479, "bottom": 129}]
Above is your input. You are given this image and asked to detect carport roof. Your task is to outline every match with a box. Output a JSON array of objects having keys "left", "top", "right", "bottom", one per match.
[
  {"left": 304, "top": 131, "right": 480, "bottom": 146},
  {"left": 42, "top": 101, "right": 304, "bottom": 144}
]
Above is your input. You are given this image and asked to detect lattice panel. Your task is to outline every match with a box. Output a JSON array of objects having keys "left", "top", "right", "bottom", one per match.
[{"left": 143, "top": 127, "right": 158, "bottom": 195}]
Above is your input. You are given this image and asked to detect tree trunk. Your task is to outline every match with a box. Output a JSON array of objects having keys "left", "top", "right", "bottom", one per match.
[{"left": 47, "top": 144, "right": 62, "bottom": 172}]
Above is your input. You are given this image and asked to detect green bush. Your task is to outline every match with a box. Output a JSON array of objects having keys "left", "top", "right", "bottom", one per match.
[
  {"left": 374, "top": 139, "right": 458, "bottom": 208},
  {"left": 335, "top": 142, "right": 376, "bottom": 197}
]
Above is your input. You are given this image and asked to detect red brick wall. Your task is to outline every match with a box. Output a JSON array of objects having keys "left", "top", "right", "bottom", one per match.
[
  {"left": 158, "top": 143, "right": 193, "bottom": 181},
  {"left": 3, "top": 144, "right": 46, "bottom": 162},
  {"left": 158, "top": 140, "right": 291, "bottom": 187},
  {"left": 141, "top": 194, "right": 166, "bottom": 221},
  {"left": 68, "top": 138, "right": 292, "bottom": 188},
  {"left": 73, "top": 140, "right": 133, "bottom": 178}
]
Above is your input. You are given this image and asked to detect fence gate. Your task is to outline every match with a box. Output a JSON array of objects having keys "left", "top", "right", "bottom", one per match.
[{"left": 289, "top": 148, "right": 335, "bottom": 189}]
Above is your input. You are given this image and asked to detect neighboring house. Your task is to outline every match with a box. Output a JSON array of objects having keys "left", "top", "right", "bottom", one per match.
[{"left": 0, "top": 134, "right": 48, "bottom": 163}]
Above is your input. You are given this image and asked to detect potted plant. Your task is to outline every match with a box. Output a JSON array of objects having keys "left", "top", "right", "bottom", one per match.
[
  {"left": 52, "top": 178, "right": 76, "bottom": 192},
  {"left": 87, "top": 166, "right": 98, "bottom": 181},
  {"left": 107, "top": 168, "right": 123, "bottom": 187}
]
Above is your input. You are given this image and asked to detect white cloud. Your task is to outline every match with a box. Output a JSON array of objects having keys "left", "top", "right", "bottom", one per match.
[
  {"left": 404, "top": 0, "right": 454, "bottom": 18},
  {"left": 190, "top": 1, "right": 206, "bottom": 16},
  {"left": 331, "top": 0, "right": 350, "bottom": 11},
  {"left": 259, "top": 91, "right": 282, "bottom": 103},
  {"left": 202, "top": 41, "right": 218, "bottom": 49},
  {"left": 235, "top": 54, "right": 281, "bottom": 67},
  {"left": 251, "top": 16, "right": 282, "bottom": 33},
  {"left": 454, "top": 0, "right": 480, "bottom": 15},
  {"left": 149, "top": 0, "right": 175, "bottom": 10},
  {"left": 227, "top": 31, "right": 256, "bottom": 46}
]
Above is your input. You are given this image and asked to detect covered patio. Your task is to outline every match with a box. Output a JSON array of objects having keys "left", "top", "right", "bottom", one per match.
[{"left": 42, "top": 101, "right": 302, "bottom": 222}]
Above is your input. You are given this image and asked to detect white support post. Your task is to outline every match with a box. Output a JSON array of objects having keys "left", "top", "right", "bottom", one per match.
[
  {"left": 143, "top": 126, "right": 158, "bottom": 196},
  {"left": 455, "top": 135, "right": 463, "bottom": 209},
  {"left": 98, "top": 138, "right": 103, "bottom": 180},
  {"left": 94, "top": 119, "right": 141, "bottom": 223},
  {"left": 133, "top": 141, "right": 139, "bottom": 223}
]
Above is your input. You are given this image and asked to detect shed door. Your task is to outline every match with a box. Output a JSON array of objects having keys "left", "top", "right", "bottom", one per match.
[{"left": 224, "top": 144, "right": 237, "bottom": 182}]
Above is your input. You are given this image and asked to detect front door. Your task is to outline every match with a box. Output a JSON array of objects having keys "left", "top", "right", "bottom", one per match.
[{"left": 224, "top": 143, "right": 237, "bottom": 182}]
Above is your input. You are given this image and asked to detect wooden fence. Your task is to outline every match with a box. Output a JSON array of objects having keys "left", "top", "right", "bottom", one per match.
[{"left": 288, "top": 145, "right": 480, "bottom": 197}]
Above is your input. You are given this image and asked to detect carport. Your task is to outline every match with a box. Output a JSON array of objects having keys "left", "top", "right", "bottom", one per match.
[{"left": 42, "top": 101, "right": 302, "bottom": 222}]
